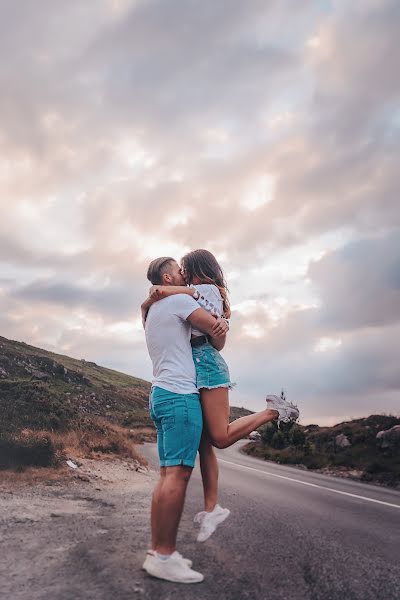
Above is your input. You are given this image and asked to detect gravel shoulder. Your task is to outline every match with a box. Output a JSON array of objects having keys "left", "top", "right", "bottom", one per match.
[{"left": 0, "top": 455, "right": 157, "bottom": 600}]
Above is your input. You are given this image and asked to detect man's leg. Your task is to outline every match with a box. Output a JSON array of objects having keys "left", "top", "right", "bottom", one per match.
[
  {"left": 144, "top": 389, "right": 204, "bottom": 582},
  {"left": 153, "top": 465, "right": 193, "bottom": 554},
  {"left": 149, "top": 389, "right": 202, "bottom": 553},
  {"left": 151, "top": 467, "right": 166, "bottom": 550}
]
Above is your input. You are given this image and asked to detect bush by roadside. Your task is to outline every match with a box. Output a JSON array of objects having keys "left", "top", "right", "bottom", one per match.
[
  {"left": 243, "top": 415, "right": 400, "bottom": 488},
  {"left": 0, "top": 432, "right": 60, "bottom": 471}
]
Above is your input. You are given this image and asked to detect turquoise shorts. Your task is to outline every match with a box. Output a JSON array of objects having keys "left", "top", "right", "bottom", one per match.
[
  {"left": 149, "top": 386, "right": 202, "bottom": 468},
  {"left": 192, "top": 341, "right": 234, "bottom": 390}
]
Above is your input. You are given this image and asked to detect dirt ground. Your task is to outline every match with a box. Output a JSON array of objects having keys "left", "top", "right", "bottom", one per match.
[{"left": 0, "top": 455, "right": 159, "bottom": 599}]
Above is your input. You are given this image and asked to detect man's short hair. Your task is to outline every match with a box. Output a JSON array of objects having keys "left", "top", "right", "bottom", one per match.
[{"left": 147, "top": 257, "right": 176, "bottom": 285}]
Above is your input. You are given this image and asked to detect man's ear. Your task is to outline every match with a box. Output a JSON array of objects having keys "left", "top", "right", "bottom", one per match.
[{"left": 162, "top": 273, "right": 172, "bottom": 284}]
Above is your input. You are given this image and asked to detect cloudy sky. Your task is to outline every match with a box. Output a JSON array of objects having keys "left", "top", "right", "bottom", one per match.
[{"left": 1, "top": 0, "right": 399, "bottom": 425}]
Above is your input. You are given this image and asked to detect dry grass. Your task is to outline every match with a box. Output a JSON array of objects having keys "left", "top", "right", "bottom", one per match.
[
  {"left": 0, "top": 417, "right": 148, "bottom": 476},
  {"left": 0, "top": 463, "right": 73, "bottom": 489},
  {"left": 23, "top": 418, "right": 147, "bottom": 463}
]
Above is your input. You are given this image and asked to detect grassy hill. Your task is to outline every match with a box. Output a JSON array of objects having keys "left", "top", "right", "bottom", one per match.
[
  {"left": 0, "top": 335, "right": 154, "bottom": 470},
  {"left": 243, "top": 415, "right": 400, "bottom": 487}
]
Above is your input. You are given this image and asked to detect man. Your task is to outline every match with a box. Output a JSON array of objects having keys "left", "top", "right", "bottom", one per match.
[{"left": 142, "top": 256, "right": 228, "bottom": 584}]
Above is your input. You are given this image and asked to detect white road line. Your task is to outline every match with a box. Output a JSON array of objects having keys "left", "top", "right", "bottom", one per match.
[{"left": 218, "top": 458, "right": 400, "bottom": 510}]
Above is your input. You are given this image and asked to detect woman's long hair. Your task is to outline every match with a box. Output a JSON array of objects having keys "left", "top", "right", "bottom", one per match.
[{"left": 181, "top": 249, "right": 231, "bottom": 318}]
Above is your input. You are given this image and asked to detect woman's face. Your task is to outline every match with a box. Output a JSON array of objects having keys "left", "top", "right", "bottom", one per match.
[{"left": 180, "top": 264, "right": 188, "bottom": 284}]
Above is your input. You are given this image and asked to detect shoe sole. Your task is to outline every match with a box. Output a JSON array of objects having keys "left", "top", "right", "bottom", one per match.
[{"left": 144, "top": 569, "right": 204, "bottom": 583}]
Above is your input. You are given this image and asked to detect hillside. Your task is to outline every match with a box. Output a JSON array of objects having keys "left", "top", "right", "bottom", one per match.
[
  {"left": 243, "top": 415, "right": 400, "bottom": 487},
  {"left": 0, "top": 335, "right": 154, "bottom": 470}
]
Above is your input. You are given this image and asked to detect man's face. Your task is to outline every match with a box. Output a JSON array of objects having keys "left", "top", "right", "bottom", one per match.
[{"left": 165, "top": 260, "right": 186, "bottom": 286}]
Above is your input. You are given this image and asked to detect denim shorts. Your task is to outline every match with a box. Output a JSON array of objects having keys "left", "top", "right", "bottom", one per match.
[
  {"left": 149, "top": 386, "right": 202, "bottom": 468},
  {"left": 192, "top": 342, "right": 234, "bottom": 390}
]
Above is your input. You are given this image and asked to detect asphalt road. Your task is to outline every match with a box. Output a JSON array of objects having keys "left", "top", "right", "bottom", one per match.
[{"left": 141, "top": 442, "right": 400, "bottom": 600}]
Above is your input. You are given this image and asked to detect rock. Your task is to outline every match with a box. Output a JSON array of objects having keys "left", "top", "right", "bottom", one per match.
[
  {"left": 30, "top": 370, "right": 50, "bottom": 381},
  {"left": 66, "top": 460, "right": 78, "bottom": 469},
  {"left": 336, "top": 434, "right": 351, "bottom": 448},
  {"left": 376, "top": 425, "right": 400, "bottom": 448},
  {"left": 75, "top": 474, "right": 90, "bottom": 482},
  {"left": 0, "top": 367, "right": 8, "bottom": 378}
]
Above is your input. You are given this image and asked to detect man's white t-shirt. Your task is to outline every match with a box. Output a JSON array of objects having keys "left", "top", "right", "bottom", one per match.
[{"left": 145, "top": 294, "right": 200, "bottom": 395}]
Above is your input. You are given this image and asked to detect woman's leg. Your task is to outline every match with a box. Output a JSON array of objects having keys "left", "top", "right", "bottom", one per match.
[
  {"left": 198, "top": 429, "right": 219, "bottom": 512},
  {"left": 201, "top": 387, "right": 279, "bottom": 449}
]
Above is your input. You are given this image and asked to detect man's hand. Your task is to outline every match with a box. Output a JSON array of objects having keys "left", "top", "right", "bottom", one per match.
[
  {"left": 187, "top": 308, "right": 228, "bottom": 351},
  {"left": 211, "top": 316, "right": 229, "bottom": 337}
]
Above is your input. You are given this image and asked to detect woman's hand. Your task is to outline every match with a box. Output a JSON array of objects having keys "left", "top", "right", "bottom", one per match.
[
  {"left": 211, "top": 316, "right": 229, "bottom": 337},
  {"left": 149, "top": 285, "right": 165, "bottom": 299}
]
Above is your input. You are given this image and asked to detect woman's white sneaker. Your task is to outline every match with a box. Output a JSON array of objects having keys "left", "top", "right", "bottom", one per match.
[
  {"left": 194, "top": 504, "right": 231, "bottom": 542},
  {"left": 265, "top": 394, "right": 299, "bottom": 427},
  {"left": 142, "top": 551, "right": 203, "bottom": 583}
]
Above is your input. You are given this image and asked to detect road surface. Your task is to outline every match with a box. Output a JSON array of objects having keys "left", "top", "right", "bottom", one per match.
[{"left": 140, "top": 441, "right": 400, "bottom": 600}]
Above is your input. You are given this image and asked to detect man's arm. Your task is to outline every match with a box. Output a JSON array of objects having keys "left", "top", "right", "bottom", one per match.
[
  {"left": 149, "top": 285, "right": 194, "bottom": 299},
  {"left": 187, "top": 308, "right": 228, "bottom": 351}
]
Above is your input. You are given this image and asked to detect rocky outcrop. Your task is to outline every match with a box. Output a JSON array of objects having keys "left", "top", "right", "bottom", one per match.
[{"left": 376, "top": 425, "right": 400, "bottom": 448}]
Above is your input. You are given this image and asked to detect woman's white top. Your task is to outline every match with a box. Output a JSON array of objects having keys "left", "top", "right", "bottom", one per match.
[{"left": 191, "top": 284, "right": 223, "bottom": 338}]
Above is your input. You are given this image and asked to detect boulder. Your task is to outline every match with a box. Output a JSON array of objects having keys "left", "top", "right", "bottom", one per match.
[
  {"left": 336, "top": 433, "right": 351, "bottom": 448},
  {"left": 30, "top": 370, "right": 50, "bottom": 381}
]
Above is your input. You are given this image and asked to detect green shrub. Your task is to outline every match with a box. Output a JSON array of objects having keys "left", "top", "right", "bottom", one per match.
[
  {"left": 0, "top": 381, "right": 75, "bottom": 434},
  {"left": 260, "top": 423, "right": 276, "bottom": 444},
  {"left": 271, "top": 431, "right": 285, "bottom": 449},
  {"left": 0, "top": 433, "right": 61, "bottom": 470},
  {"left": 289, "top": 425, "right": 306, "bottom": 447}
]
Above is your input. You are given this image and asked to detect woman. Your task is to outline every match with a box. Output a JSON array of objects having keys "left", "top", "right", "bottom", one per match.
[{"left": 142, "top": 249, "right": 299, "bottom": 542}]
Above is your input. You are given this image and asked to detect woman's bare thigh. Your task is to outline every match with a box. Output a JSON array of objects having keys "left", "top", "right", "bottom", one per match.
[{"left": 200, "top": 387, "right": 230, "bottom": 444}]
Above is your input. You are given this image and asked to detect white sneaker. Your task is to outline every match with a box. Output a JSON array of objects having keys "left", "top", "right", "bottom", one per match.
[
  {"left": 194, "top": 504, "right": 231, "bottom": 542},
  {"left": 266, "top": 394, "right": 299, "bottom": 426},
  {"left": 142, "top": 551, "right": 204, "bottom": 583},
  {"left": 142, "top": 550, "right": 192, "bottom": 568}
]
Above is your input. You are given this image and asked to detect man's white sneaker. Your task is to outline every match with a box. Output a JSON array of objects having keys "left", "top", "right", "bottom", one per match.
[
  {"left": 194, "top": 504, "right": 231, "bottom": 542},
  {"left": 142, "top": 551, "right": 203, "bottom": 583},
  {"left": 142, "top": 550, "right": 192, "bottom": 568},
  {"left": 266, "top": 394, "right": 300, "bottom": 427}
]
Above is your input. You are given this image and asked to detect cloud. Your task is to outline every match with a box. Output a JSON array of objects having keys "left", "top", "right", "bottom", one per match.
[
  {"left": 309, "top": 231, "right": 400, "bottom": 330},
  {"left": 1, "top": 0, "right": 399, "bottom": 424}
]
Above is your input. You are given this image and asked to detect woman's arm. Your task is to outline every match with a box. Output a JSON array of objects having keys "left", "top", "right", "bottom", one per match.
[
  {"left": 149, "top": 285, "right": 195, "bottom": 299},
  {"left": 140, "top": 285, "right": 192, "bottom": 328},
  {"left": 141, "top": 296, "right": 156, "bottom": 329}
]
